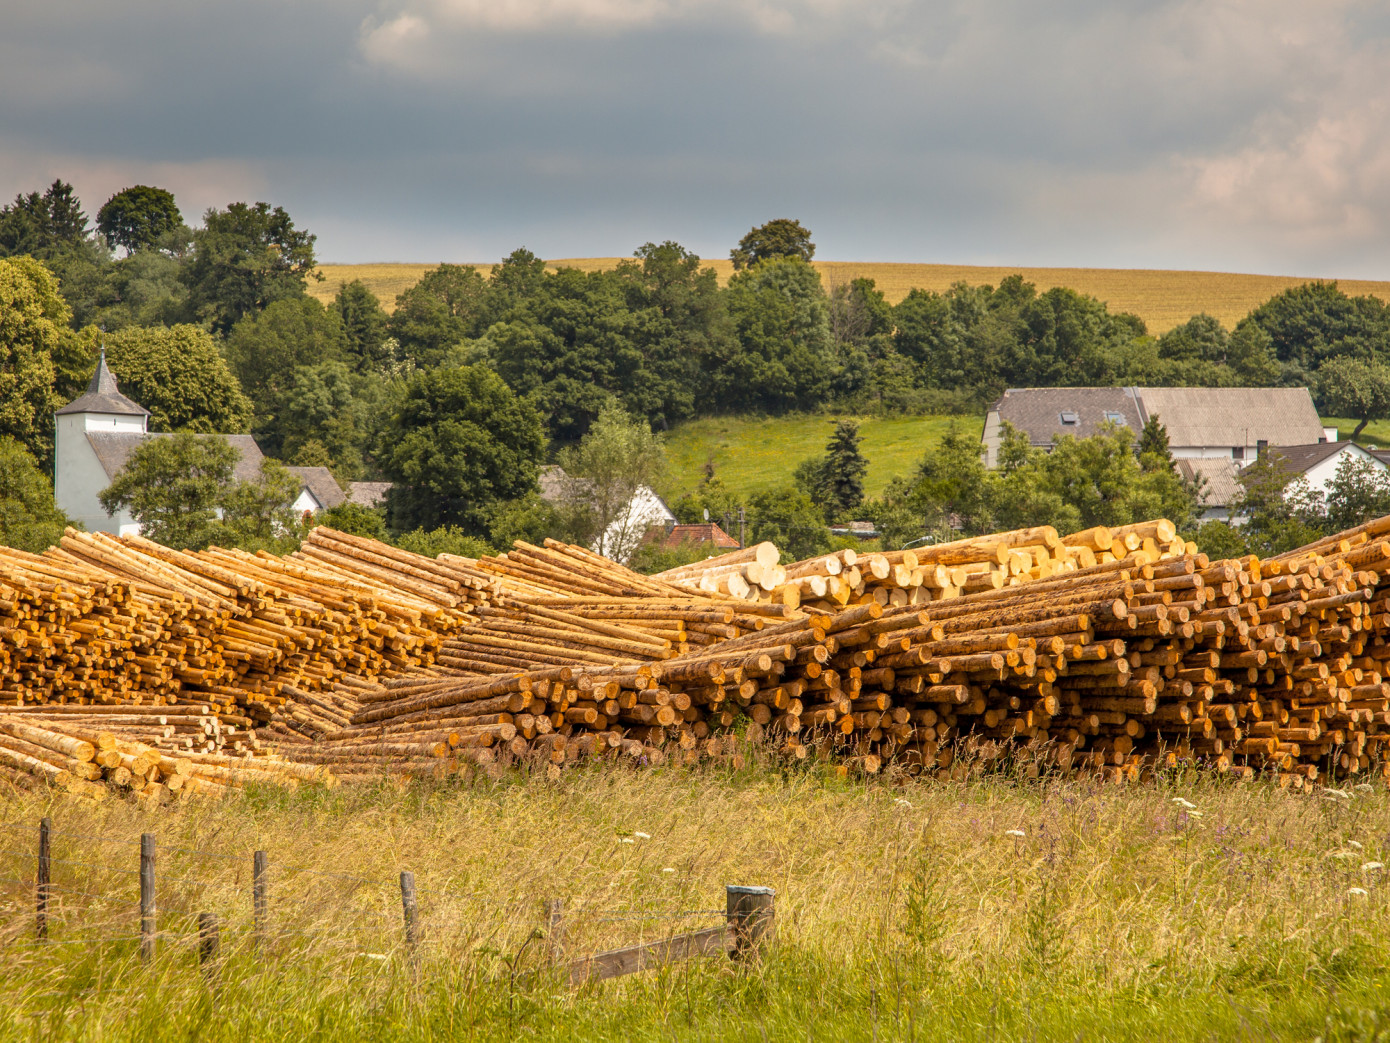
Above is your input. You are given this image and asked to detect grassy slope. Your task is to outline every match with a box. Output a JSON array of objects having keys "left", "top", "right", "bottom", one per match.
[
  {"left": 659, "top": 414, "right": 977, "bottom": 502},
  {"left": 312, "top": 259, "right": 1390, "bottom": 334},
  {"left": 3, "top": 768, "right": 1390, "bottom": 1041}
]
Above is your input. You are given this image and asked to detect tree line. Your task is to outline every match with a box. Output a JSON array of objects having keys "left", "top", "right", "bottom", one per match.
[{"left": 4, "top": 179, "right": 1390, "bottom": 561}]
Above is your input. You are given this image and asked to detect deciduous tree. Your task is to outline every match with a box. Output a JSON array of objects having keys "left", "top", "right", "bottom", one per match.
[
  {"left": 96, "top": 186, "right": 182, "bottom": 255},
  {"left": 100, "top": 324, "right": 253, "bottom": 433},
  {"left": 0, "top": 437, "right": 70, "bottom": 552},
  {"left": 730, "top": 219, "right": 815, "bottom": 270}
]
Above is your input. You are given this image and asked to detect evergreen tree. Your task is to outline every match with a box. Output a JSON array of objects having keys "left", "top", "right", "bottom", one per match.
[{"left": 823, "top": 419, "right": 868, "bottom": 517}]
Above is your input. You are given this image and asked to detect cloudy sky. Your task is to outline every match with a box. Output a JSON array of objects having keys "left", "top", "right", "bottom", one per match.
[{"left": 3, "top": 1, "right": 1389, "bottom": 276}]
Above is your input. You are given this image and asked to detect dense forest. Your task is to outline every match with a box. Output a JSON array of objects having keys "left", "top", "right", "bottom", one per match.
[{"left": 3, "top": 180, "right": 1389, "bottom": 565}]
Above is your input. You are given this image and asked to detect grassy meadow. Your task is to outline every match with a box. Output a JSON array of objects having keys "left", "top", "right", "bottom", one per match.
[
  {"left": 658, "top": 414, "right": 975, "bottom": 502},
  {"left": 311, "top": 259, "right": 1390, "bottom": 335},
  {"left": 2, "top": 765, "right": 1390, "bottom": 1041}
]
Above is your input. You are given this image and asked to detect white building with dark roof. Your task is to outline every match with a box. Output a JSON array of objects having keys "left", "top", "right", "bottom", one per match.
[{"left": 54, "top": 352, "right": 344, "bottom": 536}]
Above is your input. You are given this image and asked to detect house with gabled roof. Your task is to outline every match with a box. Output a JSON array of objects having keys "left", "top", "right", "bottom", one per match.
[{"left": 54, "top": 351, "right": 345, "bottom": 536}]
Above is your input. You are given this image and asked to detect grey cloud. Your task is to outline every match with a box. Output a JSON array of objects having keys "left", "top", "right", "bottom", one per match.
[{"left": 1, "top": 1, "right": 1388, "bottom": 277}]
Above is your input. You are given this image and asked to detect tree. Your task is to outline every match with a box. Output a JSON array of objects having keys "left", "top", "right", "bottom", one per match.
[
  {"left": 389, "top": 264, "right": 489, "bottom": 368},
  {"left": 0, "top": 437, "right": 71, "bottom": 552},
  {"left": 393, "top": 526, "right": 492, "bottom": 559},
  {"left": 822, "top": 419, "right": 868, "bottom": 517},
  {"left": 554, "top": 402, "right": 666, "bottom": 561},
  {"left": 218, "top": 458, "right": 303, "bottom": 552},
  {"left": 377, "top": 365, "right": 546, "bottom": 533},
  {"left": 181, "top": 202, "right": 318, "bottom": 333},
  {"left": 716, "top": 258, "right": 834, "bottom": 411},
  {"left": 748, "top": 486, "right": 832, "bottom": 560},
  {"left": 333, "top": 280, "right": 393, "bottom": 374},
  {"left": 100, "top": 325, "right": 253, "bottom": 433},
  {"left": 270, "top": 360, "right": 369, "bottom": 478},
  {"left": 97, "top": 432, "right": 238, "bottom": 549},
  {"left": 730, "top": 219, "right": 815, "bottom": 270},
  {"left": 0, "top": 180, "right": 90, "bottom": 258},
  {"left": 222, "top": 297, "right": 348, "bottom": 439},
  {"left": 96, "top": 186, "right": 182, "bottom": 255},
  {"left": 318, "top": 502, "right": 387, "bottom": 541},
  {"left": 1317, "top": 356, "right": 1390, "bottom": 438},
  {"left": 1228, "top": 451, "right": 1327, "bottom": 556},
  {"left": 1322, "top": 453, "right": 1390, "bottom": 534},
  {"left": 0, "top": 257, "right": 68, "bottom": 463}
]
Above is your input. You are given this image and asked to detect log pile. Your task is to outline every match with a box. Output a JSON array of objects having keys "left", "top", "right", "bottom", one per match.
[
  {"left": 330, "top": 519, "right": 1390, "bottom": 790},
  {"left": 6, "top": 513, "right": 1390, "bottom": 796}
]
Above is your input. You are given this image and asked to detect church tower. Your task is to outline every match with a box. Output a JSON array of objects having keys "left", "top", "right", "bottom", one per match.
[{"left": 53, "top": 349, "right": 150, "bottom": 534}]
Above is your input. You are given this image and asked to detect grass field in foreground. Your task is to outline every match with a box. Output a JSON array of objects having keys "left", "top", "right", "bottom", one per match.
[
  {"left": 2, "top": 766, "right": 1389, "bottom": 1041},
  {"left": 312, "top": 259, "right": 1390, "bottom": 334},
  {"left": 659, "top": 414, "right": 976, "bottom": 502}
]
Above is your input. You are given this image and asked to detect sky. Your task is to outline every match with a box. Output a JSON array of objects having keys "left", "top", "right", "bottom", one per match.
[{"left": 3, "top": 0, "right": 1390, "bottom": 276}]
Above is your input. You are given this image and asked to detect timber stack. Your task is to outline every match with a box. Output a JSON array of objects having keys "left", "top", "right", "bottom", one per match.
[{"left": 4, "top": 514, "right": 1390, "bottom": 795}]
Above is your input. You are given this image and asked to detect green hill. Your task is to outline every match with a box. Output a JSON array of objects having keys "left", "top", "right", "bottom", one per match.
[{"left": 659, "top": 414, "right": 979, "bottom": 501}]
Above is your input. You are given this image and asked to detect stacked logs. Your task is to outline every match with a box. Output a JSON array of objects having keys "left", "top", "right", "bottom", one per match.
[
  {"left": 8, "top": 514, "right": 1390, "bottom": 795},
  {"left": 328, "top": 520, "right": 1390, "bottom": 790}
]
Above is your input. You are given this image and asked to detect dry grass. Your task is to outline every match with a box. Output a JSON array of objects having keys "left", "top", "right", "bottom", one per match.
[
  {"left": 1, "top": 762, "right": 1389, "bottom": 1039},
  {"left": 311, "top": 259, "right": 1390, "bottom": 334}
]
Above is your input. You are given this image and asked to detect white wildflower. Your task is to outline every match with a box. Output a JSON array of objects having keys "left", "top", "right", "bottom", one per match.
[
  {"left": 1356, "top": 783, "right": 1374, "bottom": 792},
  {"left": 1325, "top": 788, "right": 1352, "bottom": 800},
  {"left": 1006, "top": 829, "right": 1026, "bottom": 838},
  {"left": 359, "top": 953, "right": 389, "bottom": 960},
  {"left": 633, "top": 831, "right": 651, "bottom": 840},
  {"left": 1329, "top": 850, "right": 1358, "bottom": 860},
  {"left": 894, "top": 798, "right": 913, "bottom": 808},
  {"left": 1172, "top": 797, "right": 1197, "bottom": 809},
  {"left": 661, "top": 867, "right": 676, "bottom": 873},
  {"left": 1186, "top": 810, "right": 1203, "bottom": 818},
  {"left": 1349, "top": 887, "right": 1369, "bottom": 896},
  {"left": 1349, "top": 841, "right": 1364, "bottom": 850},
  {"left": 619, "top": 837, "right": 635, "bottom": 844},
  {"left": 1363, "top": 862, "right": 1385, "bottom": 872}
]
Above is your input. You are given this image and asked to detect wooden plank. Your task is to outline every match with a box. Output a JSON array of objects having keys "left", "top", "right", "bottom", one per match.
[{"left": 567, "top": 925, "right": 729, "bottom": 985}]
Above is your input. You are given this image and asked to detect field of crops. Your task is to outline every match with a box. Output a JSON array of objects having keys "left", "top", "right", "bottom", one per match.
[
  {"left": 658, "top": 413, "right": 975, "bottom": 502},
  {"left": 311, "top": 260, "right": 1390, "bottom": 334},
  {"left": 3, "top": 768, "right": 1389, "bottom": 1041}
]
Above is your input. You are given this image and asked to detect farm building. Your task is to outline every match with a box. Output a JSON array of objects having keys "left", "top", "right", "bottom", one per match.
[
  {"left": 54, "top": 352, "right": 345, "bottom": 536},
  {"left": 981, "top": 386, "right": 1331, "bottom": 469},
  {"left": 643, "top": 522, "right": 741, "bottom": 551}
]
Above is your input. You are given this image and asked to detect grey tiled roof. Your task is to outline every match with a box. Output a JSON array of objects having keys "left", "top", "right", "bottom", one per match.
[
  {"left": 1176, "top": 458, "right": 1244, "bottom": 508},
  {"left": 285, "top": 466, "right": 346, "bottom": 509},
  {"left": 1137, "top": 387, "right": 1324, "bottom": 448},
  {"left": 347, "top": 481, "right": 393, "bottom": 508},
  {"left": 991, "top": 387, "right": 1142, "bottom": 445},
  {"left": 86, "top": 432, "right": 266, "bottom": 483},
  {"left": 1257, "top": 441, "right": 1345, "bottom": 476},
  {"left": 56, "top": 352, "right": 149, "bottom": 418}
]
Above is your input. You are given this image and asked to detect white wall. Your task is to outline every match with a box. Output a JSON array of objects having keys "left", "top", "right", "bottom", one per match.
[
  {"left": 54, "top": 413, "right": 143, "bottom": 535},
  {"left": 596, "top": 486, "right": 676, "bottom": 563},
  {"left": 1302, "top": 446, "right": 1383, "bottom": 498}
]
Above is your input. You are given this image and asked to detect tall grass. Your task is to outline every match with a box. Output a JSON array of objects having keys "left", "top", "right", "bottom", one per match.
[{"left": 0, "top": 763, "right": 1389, "bottom": 1040}]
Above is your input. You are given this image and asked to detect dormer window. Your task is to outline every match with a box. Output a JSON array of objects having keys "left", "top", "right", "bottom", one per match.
[{"left": 1059, "top": 410, "right": 1079, "bottom": 425}]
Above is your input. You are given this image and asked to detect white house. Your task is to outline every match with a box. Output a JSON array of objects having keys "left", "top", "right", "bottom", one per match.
[
  {"left": 54, "top": 351, "right": 345, "bottom": 536},
  {"left": 538, "top": 465, "right": 676, "bottom": 563}
]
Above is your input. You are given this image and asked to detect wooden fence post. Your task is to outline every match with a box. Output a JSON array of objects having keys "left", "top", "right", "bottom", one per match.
[
  {"left": 400, "top": 871, "right": 418, "bottom": 958},
  {"left": 198, "top": 912, "right": 220, "bottom": 983},
  {"left": 546, "top": 899, "right": 565, "bottom": 964},
  {"left": 139, "top": 833, "right": 156, "bottom": 962},
  {"left": 36, "top": 817, "right": 50, "bottom": 942},
  {"left": 725, "top": 885, "right": 775, "bottom": 962},
  {"left": 252, "top": 850, "right": 268, "bottom": 952}
]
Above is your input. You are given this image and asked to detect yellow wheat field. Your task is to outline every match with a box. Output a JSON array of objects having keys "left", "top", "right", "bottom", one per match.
[{"left": 311, "top": 259, "right": 1390, "bottom": 335}]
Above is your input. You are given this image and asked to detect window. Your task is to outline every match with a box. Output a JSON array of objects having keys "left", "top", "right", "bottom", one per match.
[
  {"left": 1104, "top": 411, "right": 1125, "bottom": 424},
  {"left": 1059, "top": 410, "right": 1079, "bottom": 425},
  {"left": 1233, "top": 446, "right": 1244, "bottom": 460}
]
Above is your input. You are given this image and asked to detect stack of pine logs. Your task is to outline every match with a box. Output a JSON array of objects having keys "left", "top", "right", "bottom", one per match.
[
  {"left": 328, "top": 519, "right": 1390, "bottom": 790},
  {"left": 9, "top": 513, "right": 1390, "bottom": 795}
]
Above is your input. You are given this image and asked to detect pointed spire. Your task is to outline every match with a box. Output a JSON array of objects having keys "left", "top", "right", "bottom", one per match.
[
  {"left": 87, "top": 345, "right": 121, "bottom": 396},
  {"left": 55, "top": 344, "right": 149, "bottom": 419}
]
